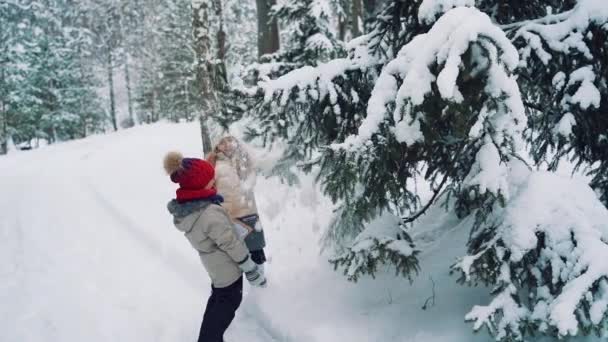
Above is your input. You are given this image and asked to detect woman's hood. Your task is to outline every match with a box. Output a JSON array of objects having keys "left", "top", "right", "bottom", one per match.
[{"left": 167, "top": 199, "right": 211, "bottom": 232}]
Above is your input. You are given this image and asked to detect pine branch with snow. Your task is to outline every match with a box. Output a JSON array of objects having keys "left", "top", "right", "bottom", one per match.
[
  {"left": 506, "top": 0, "right": 608, "bottom": 204},
  {"left": 221, "top": 3, "right": 608, "bottom": 340},
  {"left": 329, "top": 212, "right": 420, "bottom": 283},
  {"left": 330, "top": 235, "right": 420, "bottom": 283},
  {"left": 454, "top": 164, "right": 608, "bottom": 341}
]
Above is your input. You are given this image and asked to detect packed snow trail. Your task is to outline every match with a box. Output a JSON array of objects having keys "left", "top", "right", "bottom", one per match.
[
  {"left": 0, "top": 125, "right": 285, "bottom": 342},
  {"left": 2, "top": 122, "right": 597, "bottom": 342}
]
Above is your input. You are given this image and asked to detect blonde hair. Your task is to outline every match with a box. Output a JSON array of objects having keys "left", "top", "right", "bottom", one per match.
[{"left": 213, "top": 136, "right": 253, "bottom": 180}]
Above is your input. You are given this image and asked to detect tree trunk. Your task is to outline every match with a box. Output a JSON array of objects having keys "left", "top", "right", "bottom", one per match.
[
  {"left": 212, "top": 0, "right": 228, "bottom": 90},
  {"left": 338, "top": 13, "right": 347, "bottom": 41},
  {"left": 79, "top": 61, "right": 87, "bottom": 137},
  {"left": 0, "top": 67, "right": 7, "bottom": 155},
  {"left": 256, "top": 0, "right": 280, "bottom": 58},
  {"left": 363, "top": 0, "right": 377, "bottom": 21},
  {"left": 152, "top": 80, "right": 158, "bottom": 122},
  {"left": 191, "top": 0, "right": 215, "bottom": 155},
  {"left": 1, "top": 115, "right": 6, "bottom": 155},
  {"left": 107, "top": 50, "right": 117, "bottom": 130},
  {"left": 124, "top": 54, "right": 135, "bottom": 125},
  {"left": 200, "top": 115, "right": 212, "bottom": 155},
  {"left": 0, "top": 109, "right": 6, "bottom": 155},
  {"left": 351, "top": 0, "right": 363, "bottom": 38}
]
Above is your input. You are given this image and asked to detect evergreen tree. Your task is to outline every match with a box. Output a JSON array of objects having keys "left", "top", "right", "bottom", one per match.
[
  {"left": 2, "top": 0, "right": 253, "bottom": 149},
  {"left": 503, "top": 0, "right": 608, "bottom": 207},
  {"left": 223, "top": 0, "right": 257, "bottom": 72},
  {"left": 256, "top": 0, "right": 280, "bottom": 57},
  {"left": 1, "top": 0, "right": 104, "bottom": 148},
  {"left": 36, "top": 0, "right": 104, "bottom": 141},
  {"left": 224, "top": 0, "right": 608, "bottom": 340},
  {"left": 1, "top": 1, "right": 39, "bottom": 151},
  {"left": 134, "top": 0, "right": 198, "bottom": 124},
  {"left": 87, "top": 0, "right": 123, "bottom": 131}
]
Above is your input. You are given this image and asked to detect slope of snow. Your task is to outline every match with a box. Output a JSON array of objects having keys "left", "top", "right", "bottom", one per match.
[{"left": 0, "top": 122, "right": 599, "bottom": 341}]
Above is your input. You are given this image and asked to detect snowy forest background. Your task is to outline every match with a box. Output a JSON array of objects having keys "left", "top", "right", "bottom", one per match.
[{"left": 2, "top": 0, "right": 608, "bottom": 341}]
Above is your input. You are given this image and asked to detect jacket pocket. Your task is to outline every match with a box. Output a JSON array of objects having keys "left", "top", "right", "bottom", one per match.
[{"left": 199, "top": 250, "right": 241, "bottom": 287}]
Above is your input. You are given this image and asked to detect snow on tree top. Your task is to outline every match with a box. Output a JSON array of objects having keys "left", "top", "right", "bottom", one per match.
[
  {"left": 516, "top": 0, "right": 608, "bottom": 63},
  {"left": 418, "top": 0, "right": 475, "bottom": 25},
  {"left": 306, "top": 33, "right": 334, "bottom": 51},
  {"left": 257, "top": 43, "right": 376, "bottom": 108},
  {"left": 461, "top": 163, "right": 608, "bottom": 338},
  {"left": 335, "top": 7, "right": 519, "bottom": 151}
]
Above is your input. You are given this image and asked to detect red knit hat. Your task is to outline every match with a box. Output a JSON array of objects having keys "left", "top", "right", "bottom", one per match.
[{"left": 164, "top": 152, "right": 217, "bottom": 203}]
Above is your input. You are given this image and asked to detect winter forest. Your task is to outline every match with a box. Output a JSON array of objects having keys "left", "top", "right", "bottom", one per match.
[{"left": 2, "top": 0, "right": 608, "bottom": 341}]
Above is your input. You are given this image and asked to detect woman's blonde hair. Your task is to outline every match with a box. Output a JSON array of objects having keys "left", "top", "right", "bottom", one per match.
[{"left": 210, "top": 136, "right": 253, "bottom": 180}]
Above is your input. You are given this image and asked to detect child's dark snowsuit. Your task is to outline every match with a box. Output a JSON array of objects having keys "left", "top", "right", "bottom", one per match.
[{"left": 198, "top": 276, "right": 243, "bottom": 342}]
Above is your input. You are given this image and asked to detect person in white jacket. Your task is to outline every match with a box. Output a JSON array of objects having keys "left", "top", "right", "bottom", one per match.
[
  {"left": 163, "top": 152, "right": 266, "bottom": 342},
  {"left": 207, "top": 136, "right": 267, "bottom": 268}
]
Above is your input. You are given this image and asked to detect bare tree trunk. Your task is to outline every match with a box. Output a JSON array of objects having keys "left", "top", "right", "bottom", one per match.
[
  {"left": 338, "top": 13, "right": 347, "bottom": 41},
  {"left": 212, "top": 0, "right": 228, "bottom": 89},
  {"left": 363, "top": 0, "right": 377, "bottom": 20},
  {"left": 0, "top": 111, "right": 6, "bottom": 155},
  {"left": 362, "top": 0, "right": 377, "bottom": 33},
  {"left": 191, "top": 0, "right": 215, "bottom": 155},
  {"left": 351, "top": 0, "right": 363, "bottom": 38},
  {"left": 199, "top": 117, "right": 212, "bottom": 155},
  {"left": 107, "top": 50, "right": 117, "bottom": 131},
  {"left": 79, "top": 55, "right": 87, "bottom": 137},
  {"left": 256, "top": 0, "right": 280, "bottom": 58},
  {"left": 0, "top": 67, "right": 7, "bottom": 155},
  {"left": 1, "top": 113, "right": 6, "bottom": 155},
  {"left": 124, "top": 54, "right": 134, "bottom": 125},
  {"left": 152, "top": 80, "right": 158, "bottom": 122},
  {"left": 0, "top": 29, "right": 6, "bottom": 154}
]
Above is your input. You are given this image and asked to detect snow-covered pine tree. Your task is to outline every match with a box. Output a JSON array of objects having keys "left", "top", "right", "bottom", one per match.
[
  {"left": 223, "top": 0, "right": 257, "bottom": 73},
  {"left": 133, "top": 0, "right": 200, "bottom": 124},
  {"left": 87, "top": 0, "right": 124, "bottom": 131},
  {"left": 45, "top": 0, "right": 105, "bottom": 140},
  {"left": 0, "top": 0, "right": 104, "bottom": 147},
  {"left": 451, "top": 1, "right": 608, "bottom": 340},
  {"left": 117, "top": 0, "right": 146, "bottom": 127},
  {"left": 331, "top": 5, "right": 528, "bottom": 284},
  {"left": 132, "top": 0, "right": 165, "bottom": 123},
  {"left": 0, "top": 1, "right": 39, "bottom": 152},
  {"left": 131, "top": 0, "right": 249, "bottom": 126},
  {"left": 217, "top": 0, "right": 347, "bottom": 183},
  {"left": 222, "top": 0, "right": 441, "bottom": 278},
  {"left": 224, "top": 0, "right": 608, "bottom": 340},
  {"left": 504, "top": 0, "right": 608, "bottom": 207},
  {"left": 271, "top": 0, "right": 343, "bottom": 67}
]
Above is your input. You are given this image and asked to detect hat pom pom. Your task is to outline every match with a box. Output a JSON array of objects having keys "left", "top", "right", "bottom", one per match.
[{"left": 164, "top": 151, "right": 183, "bottom": 175}]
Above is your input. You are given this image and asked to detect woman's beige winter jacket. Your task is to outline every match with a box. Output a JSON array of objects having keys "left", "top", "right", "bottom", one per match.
[
  {"left": 168, "top": 200, "right": 249, "bottom": 288},
  {"left": 214, "top": 152, "right": 258, "bottom": 219}
]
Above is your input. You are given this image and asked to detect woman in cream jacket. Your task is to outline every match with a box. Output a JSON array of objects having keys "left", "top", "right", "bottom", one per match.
[{"left": 208, "top": 136, "right": 267, "bottom": 266}]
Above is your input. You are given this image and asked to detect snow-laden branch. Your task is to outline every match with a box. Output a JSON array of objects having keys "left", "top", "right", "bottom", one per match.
[
  {"left": 457, "top": 166, "right": 608, "bottom": 339},
  {"left": 515, "top": 0, "right": 608, "bottom": 64},
  {"left": 418, "top": 0, "right": 475, "bottom": 25},
  {"left": 334, "top": 7, "right": 521, "bottom": 151},
  {"left": 330, "top": 211, "right": 420, "bottom": 283},
  {"left": 251, "top": 38, "right": 378, "bottom": 109}
]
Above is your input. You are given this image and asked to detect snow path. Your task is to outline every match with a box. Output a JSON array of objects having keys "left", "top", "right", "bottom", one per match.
[{"left": 5, "top": 122, "right": 592, "bottom": 341}]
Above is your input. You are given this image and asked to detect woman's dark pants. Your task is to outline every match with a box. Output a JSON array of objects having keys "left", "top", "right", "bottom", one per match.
[{"left": 197, "top": 276, "right": 243, "bottom": 342}]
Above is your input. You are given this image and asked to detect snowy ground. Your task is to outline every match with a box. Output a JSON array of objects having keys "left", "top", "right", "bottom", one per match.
[{"left": 0, "top": 122, "right": 598, "bottom": 341}]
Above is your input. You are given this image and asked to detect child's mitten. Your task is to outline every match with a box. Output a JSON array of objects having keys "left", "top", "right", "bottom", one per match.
[{"left": 238, "top": 256, "right": 267, "bottom": 288}]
